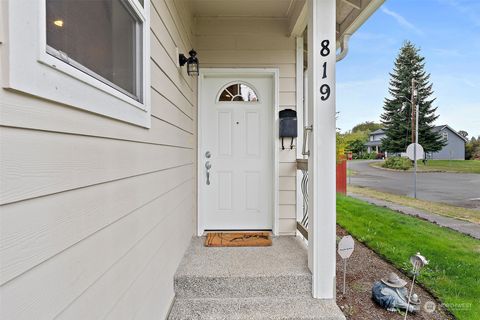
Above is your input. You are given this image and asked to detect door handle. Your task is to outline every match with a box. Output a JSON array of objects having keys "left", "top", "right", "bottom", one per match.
[{"left": 205, "top": 161, "right": 212, "bottom": 185}]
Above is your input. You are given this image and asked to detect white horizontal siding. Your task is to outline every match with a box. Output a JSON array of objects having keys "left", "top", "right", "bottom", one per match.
[
  {"left": 1, "top": 182, "right": 194, "bottom": 320},
  {"left": 196, "top": 18, "right": 289, "bottom": 36},
  {"left": 0, "top": 91, "right": 193, "bottom": 142},
  {"left": 1, "top": 165, "right": 194, "bottom": 285},
  {"left": 0, "top": 128, "right": 193, "bottom": 205},
  {"left": 56, "top": 184, "right": 195, "bottom": 320},
  {"left": 0, "top": 0, "right": 196, "bottom": 319},
  {"left": 279, "top": 177, "right": 296, "bottom": 191}
]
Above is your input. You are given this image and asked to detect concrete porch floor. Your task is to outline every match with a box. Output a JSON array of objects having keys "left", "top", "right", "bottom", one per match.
[{"left": 168, "top": 236, "right": 345, "bottom": 320}]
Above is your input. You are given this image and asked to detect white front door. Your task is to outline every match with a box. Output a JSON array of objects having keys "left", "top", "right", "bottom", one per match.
[{"left": 199, "top": 73, "right": 274, "bottom": 230}]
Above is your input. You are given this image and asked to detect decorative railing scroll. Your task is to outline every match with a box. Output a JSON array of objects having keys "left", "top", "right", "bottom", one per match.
[{"left": 296, "top": 159, "right": 308, "bottom": 240}]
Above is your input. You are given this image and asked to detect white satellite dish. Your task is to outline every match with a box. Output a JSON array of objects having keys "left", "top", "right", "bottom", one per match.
[{"left": 406, "top": 143, "right": 424, "bottom": 160}]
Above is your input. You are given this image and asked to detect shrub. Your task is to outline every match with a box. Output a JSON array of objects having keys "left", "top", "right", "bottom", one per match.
[
  {"left": 367, "top": 152, "right": 377, "bottom": 159},
  {"left": 383, "top": 156, "right": 412, "bottom": 170}
]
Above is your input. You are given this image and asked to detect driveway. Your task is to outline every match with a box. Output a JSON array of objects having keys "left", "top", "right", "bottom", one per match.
[{"left": 348, "top": 160, "right": 480, "bottom": 210}]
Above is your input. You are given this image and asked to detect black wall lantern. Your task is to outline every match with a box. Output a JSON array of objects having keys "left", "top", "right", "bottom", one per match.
[{"left": 179, "top": 49, "right": 199, "bottom": 77}]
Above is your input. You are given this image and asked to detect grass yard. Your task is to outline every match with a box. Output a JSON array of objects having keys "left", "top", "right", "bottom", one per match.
[
  {"left": 337, "top": 195, "right": 480, "bottom": 320},
  {"left": 348, "top": 185, "right": 480, "bottom": 224},
  {"left": 371, "top": 159, "right": 480, "bottom": 174},
  {"left": 418, "top": 160, "right": 480, "bottom": 173}
]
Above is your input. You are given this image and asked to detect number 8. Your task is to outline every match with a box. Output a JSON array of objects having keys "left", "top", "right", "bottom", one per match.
[{"left": 320, "top": 40, "right": 330, "bottom": 57}]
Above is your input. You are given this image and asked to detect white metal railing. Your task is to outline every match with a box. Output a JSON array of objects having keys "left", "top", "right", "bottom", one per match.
[{"left": 296, "top": 159, "right": 308, "bottom": 239}]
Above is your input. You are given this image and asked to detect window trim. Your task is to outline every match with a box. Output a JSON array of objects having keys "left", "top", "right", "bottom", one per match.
[
  {"left": 443, "top": 131, "right": 449, "bottom": 141},
  {"left": 4, "top": 0, "right": 151, "bottom": 128},
  {"left": 45, "top": 44, "right": 141, "bottom": 103}
]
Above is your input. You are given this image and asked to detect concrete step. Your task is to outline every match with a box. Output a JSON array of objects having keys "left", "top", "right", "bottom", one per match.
[
  {"left": 175, "top": 273, "right": 311, "bottom": 298},
  {"left": 170, "top": 237, "right": 345, "bottom": 320},
  {"left": 168, "top": 296, "right": 346, "bottom": 320},
  {"left": 174, "top": 237, "right": 312, "bottom": 298}
]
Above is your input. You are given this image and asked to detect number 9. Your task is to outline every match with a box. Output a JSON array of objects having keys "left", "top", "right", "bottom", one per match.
[{"left": 320, "top": 84, "right": 330, "bottom": 101}]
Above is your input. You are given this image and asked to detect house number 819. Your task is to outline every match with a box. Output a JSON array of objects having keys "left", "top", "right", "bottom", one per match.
[{"left": 320, "top": 40, "right": 331, "bottom": 101}]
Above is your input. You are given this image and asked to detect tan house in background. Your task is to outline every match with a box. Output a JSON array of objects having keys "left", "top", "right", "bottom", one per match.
[{"left": 0, "top": 0, "right": 384, "bottom": 318}]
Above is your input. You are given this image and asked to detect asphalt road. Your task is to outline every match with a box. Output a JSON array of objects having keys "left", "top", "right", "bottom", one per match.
[{"left": 348, "top": 160, "right": 480, "bottom": 210}]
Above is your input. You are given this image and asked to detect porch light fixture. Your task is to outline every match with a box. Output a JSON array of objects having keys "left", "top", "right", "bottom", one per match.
[{"left": 179, "top": 49, "right": 199, "bottom": 77}]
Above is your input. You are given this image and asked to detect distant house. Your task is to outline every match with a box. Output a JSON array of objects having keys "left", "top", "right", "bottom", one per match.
[
  {"left": 365, "top": 125, "right": 466, "bottom": 160},
  {"left": 365, "top": 129, "right": 386, "bottom": 153},
  {"left": 429, "top": 125, "right": 467, "bottom": 160}
]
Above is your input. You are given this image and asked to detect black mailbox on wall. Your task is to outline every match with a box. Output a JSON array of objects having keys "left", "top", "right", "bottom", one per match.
[{"left": 279, "top": 109, "right": 297, "bottom": 150}]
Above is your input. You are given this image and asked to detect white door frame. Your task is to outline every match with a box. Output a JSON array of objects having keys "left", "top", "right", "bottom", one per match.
[{"left": 197, "top": 68, "right": 280, "bottom": 236}]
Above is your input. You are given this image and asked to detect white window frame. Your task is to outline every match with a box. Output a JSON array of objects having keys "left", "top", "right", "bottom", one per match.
[
  {"left": 443, "top": 131, "right": 449, "bottom": 141},
  {"left": 216, "top": 81, "right": 260, "bottom": 102},
  {"left": 3, "top": 0, "right": 151, "bottom": 128}
]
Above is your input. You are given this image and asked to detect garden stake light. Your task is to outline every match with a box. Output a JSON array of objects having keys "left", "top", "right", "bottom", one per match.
[{"left": 404, "top": 253, "right": 428, "bottom": 320}]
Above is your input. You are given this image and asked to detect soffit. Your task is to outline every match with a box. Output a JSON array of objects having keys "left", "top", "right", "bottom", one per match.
[
  {"left": 181, "top": 0, "right": 298, "bottom": 19},
  {"left": 178, "top": 0, "right": 382, "bottom": 39}
]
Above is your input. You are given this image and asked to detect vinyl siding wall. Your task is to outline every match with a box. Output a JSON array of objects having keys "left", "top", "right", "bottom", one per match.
[
  {"left": 196, "top": 18, "right": 298, "bottom": 235},
  {"left": 0, "top": 0, "right": 196, "bottom": 319},
  {"left": 430, "top": 128, "right": 466, "bottom": 160}
]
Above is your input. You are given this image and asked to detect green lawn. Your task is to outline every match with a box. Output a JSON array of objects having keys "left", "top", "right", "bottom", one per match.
[
  {"left": 371, "top": 159, "right": 480, "bottom": 173},
  {"left": 418, "top": 160, "right": 480, "bottom": 173},
  {"left": 337, "top": 195, "right": 480, "bottom": 319}
]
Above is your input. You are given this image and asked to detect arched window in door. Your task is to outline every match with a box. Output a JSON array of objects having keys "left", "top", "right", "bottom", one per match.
[{"left": 218, "top": 83, "right": 258, "bottom": 102}]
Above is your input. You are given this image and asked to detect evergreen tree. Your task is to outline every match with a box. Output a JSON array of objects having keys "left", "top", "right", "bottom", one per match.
[{"left": 381, "top": 41, "right": 445, "bottom": 153}]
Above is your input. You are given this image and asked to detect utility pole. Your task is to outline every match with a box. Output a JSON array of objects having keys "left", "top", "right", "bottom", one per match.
[
  {"left": 411, "top": 79, "right": 417, "bottom": 143},
  {"left": 411, "top": 79, "right": 419, "bottom": 199}
]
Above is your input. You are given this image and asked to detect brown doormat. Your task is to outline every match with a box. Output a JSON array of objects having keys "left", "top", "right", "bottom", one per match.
[{"left": 205, "top": 232, "right": 272, "bottom": 247}]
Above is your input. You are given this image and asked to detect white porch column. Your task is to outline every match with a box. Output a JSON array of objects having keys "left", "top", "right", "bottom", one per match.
[{"left": 307, "top": 0, "right": 337, "bottom": 299}]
